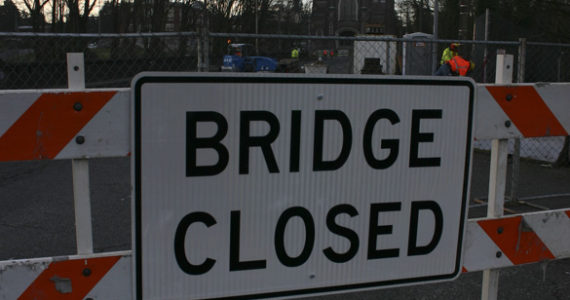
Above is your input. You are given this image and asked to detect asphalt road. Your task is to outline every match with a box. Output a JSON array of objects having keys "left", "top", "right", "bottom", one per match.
[{"left": 1, "top": 150, "right": 569, "bottom": 299}]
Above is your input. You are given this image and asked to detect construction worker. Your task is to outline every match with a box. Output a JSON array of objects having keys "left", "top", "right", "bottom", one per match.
[
  {"left": 291, "top": 48, "right": 299, "bottom": 59},
  {"left": 449, "top": 55, "right": 474, "bottom": 76},
  {"left": 434, "top": 54, "right": 474, "bottom": 76},
  {"left": 440, "top": 43, "right": 460, "bottom": 65}
]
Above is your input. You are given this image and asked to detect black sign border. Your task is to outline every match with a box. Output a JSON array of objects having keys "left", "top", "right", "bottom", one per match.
[{"left": 134, "top": 74, "right": 475, "bottom": 300}]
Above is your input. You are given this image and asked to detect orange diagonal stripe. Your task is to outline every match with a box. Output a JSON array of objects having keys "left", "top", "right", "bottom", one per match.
[
  {"left": 18, "top": 255, "right": 121, "bottom": 300},
  {"left": 478, "top": 216, "right": 555, "bottom": 265},
  {"left": 0, "top": 91, "right": 116, "bottom": 161},
  {"left": 486, "top": 86, "right": 568, "bottom": 137}
]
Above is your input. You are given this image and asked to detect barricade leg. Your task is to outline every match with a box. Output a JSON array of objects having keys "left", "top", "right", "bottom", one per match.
[
  {"left": 480, "top": 139, "right": 508, "bottom": 300},
  {"left": 72, "top": 158, "right": 94, "bottom": 255},
  {"left": 480, "top": 51, "right": 514, "bottom": 300},
  {"left": 67, "top": 53, "right": 94, "bottom": 255}
]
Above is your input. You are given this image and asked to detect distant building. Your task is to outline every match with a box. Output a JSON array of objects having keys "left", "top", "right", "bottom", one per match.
[{"left": 310, "top": 0, "right": 397, "bottom": 42}]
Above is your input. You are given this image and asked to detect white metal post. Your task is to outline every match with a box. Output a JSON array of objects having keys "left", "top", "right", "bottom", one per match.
[
  {"left": 72, "top": 158, "right": 94, "bottom": 255},
  {"left": 67, "top": 53, "right": 85, "bottom": 90},
  {"left": 481, "top": 51, "right": 513, "bottom": 300},
  {"left": 486, "top": 139, "right": 508, "bottom": 217},
  {"left": 67, "top": 52, "right": 94, "bottom": 255},
  {"left": 494, "top": 51, "right": 513, "bottom": 85}
]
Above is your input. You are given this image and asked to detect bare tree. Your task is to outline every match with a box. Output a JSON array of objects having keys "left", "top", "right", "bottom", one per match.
[
  {"left": 99, "top": 0, "right": 138, "bottom": 58},
  {"left": 104, "top": 0, "right": 134, "bottom": 33},
  {"left": 65, "top": 0, "right": 98, "bottom": 32},
  {"left": 398, "top": 0, "right": 433, "bottom": 33},
  {"left": 236, "top": 0, "right": 275, "bottom": 33},
  {"left": 23, "top": 0, "right": 50, "bottom": 32},
  {"left": 0, "top": 0, "right": 21, "bottom": 31},
  {"left": 150, "top": 0, "right": 171, "bottom": 32},
  {"left": 150, "top": 0, "right": 173, "bottom": 58},
  {"left": 209, "top": 0, "right": 239, "bottom": 33},
  {"left": 172, "top": 0, "right": 202, "bottom": 57},
  {"left": 50, "top": 0, "right": 65, "bottom": 32}
]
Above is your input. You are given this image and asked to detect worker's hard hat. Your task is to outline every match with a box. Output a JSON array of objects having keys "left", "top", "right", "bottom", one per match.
[{"left": 450, "top": 43, "right": 461, "bottom": 50}]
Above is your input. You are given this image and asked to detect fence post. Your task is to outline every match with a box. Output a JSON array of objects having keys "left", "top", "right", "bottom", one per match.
[
  {"left": 386, "top": 40, "right": 391, "bottom": 74},
  {"left": 517, "top": 38, "right": 526, "bottom": 83},
  {"left": 483, "top": 8, "right": 490, "bottom": 83},
  {"left": 67, "top": 53, "right": 94, "bottom": 255},
  {"left": 481, "top": 50, "right": 513, "bottom": 300},
  {"left": 555, "top": 47, "right": 569, "bottom": 165},
  {"left": 203, "top": 3, "right": 210, "bottom": 72},
  {"left": 510, "top": 38, "right": 527, "bottom": 203},
  {"left": 195, "top": 1, "right": 209, "bottom": 72},
  {"left": 557, "top": 48, "right": 563, "bottom": 82},
  {"left": 432, "top": 0, "right": 439, "bottom": 73}
]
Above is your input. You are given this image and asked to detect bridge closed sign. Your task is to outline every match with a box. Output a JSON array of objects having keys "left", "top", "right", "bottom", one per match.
[{"left": 133, "top": 73, "right": 474, "bottom": 300}]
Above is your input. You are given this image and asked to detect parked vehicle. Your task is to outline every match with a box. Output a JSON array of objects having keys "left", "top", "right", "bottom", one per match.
[{"left": 221, "top": 43, "right": 278, "bottom": 72}]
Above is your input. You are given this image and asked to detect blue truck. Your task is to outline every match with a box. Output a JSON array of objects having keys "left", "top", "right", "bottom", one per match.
[{"left": 221, "top": 43, "right": 279, "bottom": 72}]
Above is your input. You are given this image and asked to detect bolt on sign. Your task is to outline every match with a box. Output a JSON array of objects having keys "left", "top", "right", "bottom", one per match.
[{"left": 132, "top": 73, "right": 475, "bottom": 300}]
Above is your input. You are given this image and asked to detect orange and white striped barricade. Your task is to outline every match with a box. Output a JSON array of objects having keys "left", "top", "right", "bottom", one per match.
[
  {"left": 0, "top": 251, "right": 131, "bottom": 300},
  {"left": 1, "top": 209, "right": 568, "bottom": 299},
  {"left": 0, "top": 89, "right": 130, "bottom": 161},
  {"left": 1, "top": 80, "right": 570, "bottom": 299}
]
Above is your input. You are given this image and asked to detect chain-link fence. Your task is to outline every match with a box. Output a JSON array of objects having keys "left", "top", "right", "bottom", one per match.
[
  {"left": 0, "top": 32, "right": 202, "bottom": 89},
  {"left": 0, "top": 32, "right": 569, "bottom": 164},
  {"left": 474, "top": 137, "right": 568, "bottom": 164},
  {"left": 2, "top": 32, "right": 570, "bottom": 89}
]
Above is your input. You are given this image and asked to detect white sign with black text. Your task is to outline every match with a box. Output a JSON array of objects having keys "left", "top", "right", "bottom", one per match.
[{"left": 133, "top": 73, "right": 474, "bottom": 300}]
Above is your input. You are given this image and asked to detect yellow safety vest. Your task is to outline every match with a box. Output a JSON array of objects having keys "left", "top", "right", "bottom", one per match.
[
  {"left": 440, "top": 48, "right": 458, "bottom": 65},
  {"left": 291, "top": 49, "right": 299, "bottom": 59}
]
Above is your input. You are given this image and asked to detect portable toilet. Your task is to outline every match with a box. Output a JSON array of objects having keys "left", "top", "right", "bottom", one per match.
[{"left": 402, "top": 32, "right": 434, "bottom": 75}]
